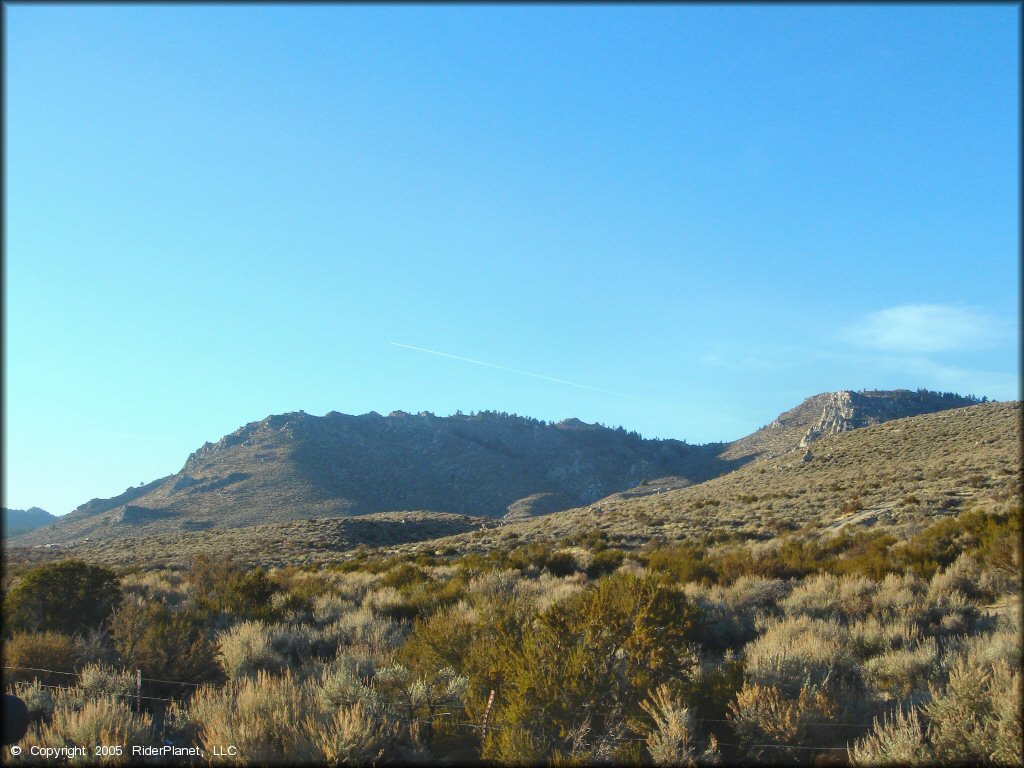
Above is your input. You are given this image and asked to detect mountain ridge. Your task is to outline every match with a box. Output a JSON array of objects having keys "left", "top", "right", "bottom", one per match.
[
  {"left": 12, "top": 389, "right": 987, "bottom": 547},
  {"left": 11, "top": 399, "right": 1016, "bottom": 569}
]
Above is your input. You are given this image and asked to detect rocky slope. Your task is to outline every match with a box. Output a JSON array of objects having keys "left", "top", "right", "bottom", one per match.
[
  {"left": 720, "top": 389, "right": 981, "bottom": 462},
  {"left": 16, "top": 411, "right": 721, "bottom": 545},
  {"left": 12, "top": 390, "right": 988, "bottom": 547},
  {"left": 12, "top": 400, "right": 1016, "bottom": 568},
  {"left": 397, "top": 399, "right": 1021, "bottom": 559}
]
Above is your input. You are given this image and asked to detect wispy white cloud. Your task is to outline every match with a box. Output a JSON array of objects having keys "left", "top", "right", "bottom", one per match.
[
  {"left": 842, "top": 304, "right": 1000, "bottom": 354},
  {"left": 390, "top": 342, "right": 640, "bottom": 400},
  {"left": 870, "top": 355, "right": 1019, "bottom": 400}
]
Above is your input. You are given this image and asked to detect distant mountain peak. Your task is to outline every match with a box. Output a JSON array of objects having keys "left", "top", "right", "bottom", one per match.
[
  {"left": 725, "top": 388, "right": 986, "bottom": 463},
  {"left": 2, "top": 506, "right": 57, "bottom": 537}
]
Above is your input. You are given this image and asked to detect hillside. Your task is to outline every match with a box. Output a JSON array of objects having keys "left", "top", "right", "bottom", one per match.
[
  {"left": 417, "top": 400, "right": 1020, "bottom": 558},
  {"left": 12, "top": 390, "right": 984, "bottom": 548},
  {"left": 15, "top": 411, "right": 719, "bottom": 546},
  {"left": 12, "top": 399, "right": 1016, "bottom": 568}
]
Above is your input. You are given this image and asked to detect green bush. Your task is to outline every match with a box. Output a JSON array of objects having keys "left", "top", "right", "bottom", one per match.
[
  {"left": 187, "top": 556, "right": 276, "bottom": 620},
  {"left": 3, "top": 631, "right": 85, "bottom": 686},
  {"left": 644, "top": 542, "right": 717, "bottom": 585},
  {"left": 484, "top": 572, "right": 700, "bottom": 763},
  {"left": 585, "top": 548, "right": 625, "bottom": 578},
  {"left": 109, "top": 598, "right": 219, "bottom": 688},
  {"left": 401, "top": 603, "right": 476, "bottom": 675},
  {"left": 4, "top": 560, "right": 121, "bottom": 635}
]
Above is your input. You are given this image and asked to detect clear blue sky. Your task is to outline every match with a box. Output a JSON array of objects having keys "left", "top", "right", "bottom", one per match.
[{"left": 4, "top": 4, "right": 1019, "bottom": 515}]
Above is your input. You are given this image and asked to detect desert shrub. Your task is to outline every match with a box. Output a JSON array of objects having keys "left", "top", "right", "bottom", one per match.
[
  {"left": 918, "top": 590, "right": 981, "bottom": 637},
  {"left": 690, "top": 576, "right": 790, "bottom": 651},
  {"left": 361, "top": 586, "right": 405, "bottom": 615},
  {"left": 327, "top": 570, "right": 380, "bottom": 604},
  {"left": 948, "top": 621, "right": 1021, "bottom": 673},
  {"left": 924, "top": 657, "right": 1021, "bottom": 765},
  {"left": 505, "top": 542, "right": 579, "bottom": 576},
  {"left": 513, "top": 571, "right": 588, "bottom": 613},
  {"left": 893, "top": 505, "right": 1022, "bottom": 580},
  {"left": 53, "top": 664, "right": 136, "bottom": 713},
  {"left": 848, "top": 615, "right": 922, "bottom": 659},
  {"left": 312, "top": 658, "right": 464, "bottom": 757},
  {"left": 851, "top": 656, "right": 1022, "bottom": 766},
  {"left": 644, "top": 542, "right": 717, "bottom": 585},
  {"left": 561, "top": 528, "right": 612, "bottom": 552},
  {"left": 870, "top": 572, "right": 927, "bottom": 620},
  {"left": 268, "top": 590, "right": 312, "bottom": 623},
  {"left": 401, "top": 603, "right": 475, "bottom": 675},
  {"left": 726, "top": 576, "right": 791, "bottom": 614},
  {"left": 187, "top": 670, "right": 317, "bottom": 764},
  {"left": 215, "top": 620, "right": 286, "bottom": 680},
  {"left": 831, "top": 532, "right": 899, "bottom": 579},
  {"left": 324, "top": 606, "right": 405, "bottom": 656},
  {"left": 76, "top": 663, "right": 135, "bottom": 700},
  {"left": 391, "top": 572, "right": 468, "bottom": 621},
  {"left": 4, "top": 560, "right": 121, "bottom": 635},
  {"left": 780, "top": 572, "right": 876, "bottom": 622},
  {"left": 9, "top": 679, "right": 55, "bottom": 721},
  {"left": 742, "top": 615, "right": 861, "bottom": 700},
  {"left": 457, "top": 593, "right": 533, "bottom": 725},
  {"left": 709, "top": 537, "right": 832, "bottom": 583},
  {"left": 78, "top": 626, "right": 118, "bottom": 667},
  {"left": 373, "top": 664, "right": 469, "bottom": 749},
  {"left": 484, "top": 572, "right": 700, "bottom": 763},
  {"left": 120, "top": 569, "right": 187, "bottom": 607},
  {"left": 187, "top": 556, "right": 276, "bottom": 620},
  {"left": 17, "top": 695, "right": 154, "bottom": 765},
  {"left": 109, "top": 597, "right": 219, "bottom": 686},
  {"left": 862, "top": 638, "right": 940, "bottom": 700},
  {"left": 727, "top": 682, "right": 838, "bottom": 763},
  {"left": 848, "top": 706, "right": 931, "bottom": 765},
  {"left": 639, "top": 684, "right": 720, "bottom": 766},
  {"left": 466, "top": 569, "right": 522, "bottom": 605},
  {"left": 304, "top": 701, "right": 389, "bottom": 766},
  {"left": 318, "top": 654, "right": 382, "bottom": 713},
  {"left": 544, "top": 550, "right": 581, "bottom": 577},
  {"left": 312, "top": 593, "right": 357, "bottom": 624},
  {"left": 585, "top": 547, "right": 625, "bottom": 578},
  {"left": 250, "top": 622, "right": 334, "bottom": 672},
  {"left": 3, "top": 631, "right": 85, "bottom": 686},
  {"left": 926, "top": 553, "right": 987, "bottom": 602},
  {"left": 378, "top": 563, "right": 428, "bottom": 590}
]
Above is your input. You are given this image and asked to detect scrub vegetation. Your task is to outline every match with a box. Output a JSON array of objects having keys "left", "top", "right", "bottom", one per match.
[
  {"left": 2, "top": 496, "right": 1020, "bottom": 765},
  {"left": 2, "top": 399, "right": 1020, "bottom": 764}
]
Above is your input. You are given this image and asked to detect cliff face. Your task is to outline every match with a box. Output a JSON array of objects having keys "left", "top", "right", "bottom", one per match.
[
  {"left": 798, "top": 390, "right": 985, "bottom": 449},
  {"left": 722, "top": 390, "right": 983, "bottom": 463}
]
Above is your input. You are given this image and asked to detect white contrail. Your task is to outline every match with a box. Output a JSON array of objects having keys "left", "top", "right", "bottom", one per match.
[{"left": 390, "top": 342, "right": 636, "bottom": 399}]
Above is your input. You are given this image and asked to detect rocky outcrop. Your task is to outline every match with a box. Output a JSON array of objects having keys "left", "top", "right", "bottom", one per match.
[
  {"left": 725, "top": 389, "right": 984, "bottom": 463},
  {"left": 504, "top": 492, "right": 575, "bottom": 522},
  {"left": 110, "top": 505, "right": 176, "bottom": 525},
  {"left": 798, "top": 390, "right": 982, "bottom": 450},
  {"left": 800, "top": 391, "right": 858, "bottom": 448}
]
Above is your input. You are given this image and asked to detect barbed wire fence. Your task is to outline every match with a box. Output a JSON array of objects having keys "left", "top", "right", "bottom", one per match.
[{"left": 3, "top": 664, "right": 875, "bottom": 758}]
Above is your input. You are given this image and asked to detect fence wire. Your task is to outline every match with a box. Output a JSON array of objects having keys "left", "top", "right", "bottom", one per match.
[{"left": 4, "top": 663, "right": 878, "bottom": 754}]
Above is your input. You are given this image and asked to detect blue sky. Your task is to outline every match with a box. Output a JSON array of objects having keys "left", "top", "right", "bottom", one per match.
[{"left": 4, "top": 4, "right": 1019, "bottom": 515}]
